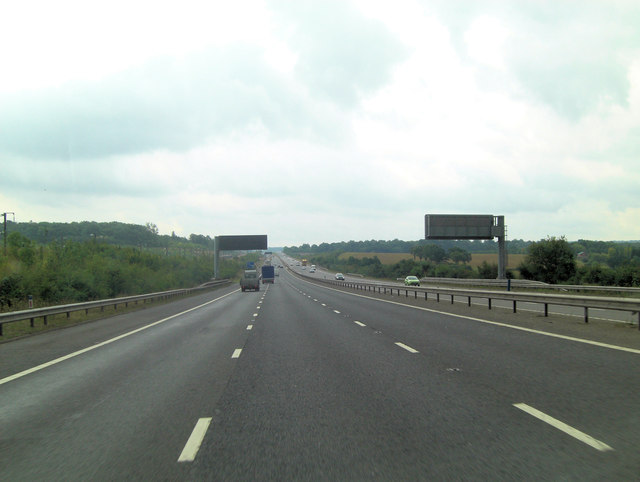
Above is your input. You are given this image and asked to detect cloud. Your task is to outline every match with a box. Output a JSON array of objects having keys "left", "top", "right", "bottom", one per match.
[
  {"left": 270, "top": 0, "right": 407, "bottom": 107},
  {"left": 0, "top": 44, "right": 348, "bottom": 161},
  {"left": 426, "top": 0, "right": 640, "bottom": 120},
  {"left": 2, "top": 1, "right": 640, "bottom": 244}
]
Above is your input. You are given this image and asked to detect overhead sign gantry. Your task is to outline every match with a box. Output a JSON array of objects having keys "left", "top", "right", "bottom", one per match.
[
  {"left": 214, "top": 235, "right": 268, "bottom": 278},
  {"left": 425, "top": 214, "right": 507, "bottom": 279}
]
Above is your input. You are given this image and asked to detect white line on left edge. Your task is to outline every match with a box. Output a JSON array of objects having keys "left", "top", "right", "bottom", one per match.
[
  {"left": 0, "top": 290, "right": 240, "bottom": 386},
  {"left": 514, "top": 403, "right": 613, "bottom": 452},
  {"left": 178, "top": 418, "right": 212, "bottom": 462},
  {"left": 231, "top": 349, "right": 242, "bottom": 358}
]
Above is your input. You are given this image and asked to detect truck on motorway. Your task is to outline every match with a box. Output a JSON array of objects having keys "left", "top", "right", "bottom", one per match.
[
  {"left": 301, "top": 259, "right": 308, "bottom": 266},
  {"left": 261, "top": 265, "right": 275, "bottom": 284},
  {"left": 240, "top": 269, "right": 260, "bottom": 291}
]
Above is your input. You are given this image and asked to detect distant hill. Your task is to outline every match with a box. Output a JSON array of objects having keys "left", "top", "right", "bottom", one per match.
[
  {"left": 4, "top": 221, "right": 215, "bottom": 249},
  {"left": 284, "top": 238, "right": 533, "bottom": 255}
]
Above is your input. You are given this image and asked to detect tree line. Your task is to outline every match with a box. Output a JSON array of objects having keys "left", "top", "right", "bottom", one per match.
[
  {"left": 301, "top": 250, "right": 500, "bottom": 281},
  {"left": 0, "top": 231, "right": 254, "bottom": 311},
  {"left": 4, "top": 220, "right": 217, "bottom": 249},
  {"left": 286, "top": 237, "right": 640, "bottom": 286},
  {"left": 285, "top": 238, "right": 533, "bottom": 255}
]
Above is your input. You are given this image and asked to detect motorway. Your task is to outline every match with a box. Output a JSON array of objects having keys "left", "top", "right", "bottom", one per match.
[
  {"left": 292, "top": 260, "right": 640, "bottom": 325},
  {"left": 1, "top": 266, "right": 639, "bottom": 480}
]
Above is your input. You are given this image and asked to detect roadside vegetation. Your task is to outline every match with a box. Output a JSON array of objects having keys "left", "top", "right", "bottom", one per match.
[
  {"left": 285, "top": 237, "right": 640, "bottom": 286},
  {"left": 0, "top": 222, "right": 257, "bottom": 312}
]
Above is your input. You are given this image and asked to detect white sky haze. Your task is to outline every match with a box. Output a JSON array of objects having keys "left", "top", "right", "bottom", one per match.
[{"left": 1, "top": 0, "right": 639, "bottom": 246}]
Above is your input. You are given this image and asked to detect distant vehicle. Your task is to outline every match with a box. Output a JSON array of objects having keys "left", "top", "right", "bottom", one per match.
[
  {"left": 261, "top": 265, "right": 275, "bottom": 284},
  {"left": 301, "top": 266, "right": 306, "bottom": 270},
  {"left": 301, "top": 259, "right": 308, "bottom": 266},
  {"left": 309, "top": 267, "right": 316, "bottom": 273},
  {"left": 404, "top": 275, "right": 420, "bottom": 286},
  {"left": 311, "top": 265, "right": 316, "bottom": 269},
  {"left": 335, "top": 273, "right": 345, "bottom": 280},
  {"left": 240, "top": 269, "right": 260, "bottom": 291}
]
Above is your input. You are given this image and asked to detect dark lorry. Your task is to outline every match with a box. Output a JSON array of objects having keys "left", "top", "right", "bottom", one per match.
[{"left": 261, "top": 265, "right": 275, "bottom": 284}]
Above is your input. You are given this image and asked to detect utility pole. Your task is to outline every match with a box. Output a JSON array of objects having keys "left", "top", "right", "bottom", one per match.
[{"left": 2, "top": 212, "right": 15, "bottom": 255}]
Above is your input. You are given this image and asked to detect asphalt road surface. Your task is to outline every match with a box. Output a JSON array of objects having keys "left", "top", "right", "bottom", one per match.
[
  {"left": 1, "top": 270, "right": 639, "bottom": 480},
  {"left": 293, "top": 262, "right": 640, "bottom": 325}
]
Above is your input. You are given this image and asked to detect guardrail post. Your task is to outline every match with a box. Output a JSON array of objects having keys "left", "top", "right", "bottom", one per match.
[
  {"left": 584, "top": 307, "right": 589, "bottom": 323},
  {"left": 424, "top": 292, "right": 427, "bottom": 301},
  {"left": 544, "top": 303, "right": 548, "bottom": 317},
  {"left": 0, "top": 324, "right": 3, "bottom": 336},
  {"left": 467, "top": 296, "right": 471, "bottom": 307},
  {"left": 30, "top": 318, "right": 34, "bottom": 327},
  {"left": 451, "top": 295, "right": 454, "bottom": 304},
  {"left": 405, "top": 290, "right": 408, "bottom": 297},
  {"left": 66, "top": 312, "right": 70, "bottom": 319},
  {"left": 513, "top": 300, "right": 517, "bottom": 313},
  {"left": 414, "top": 290, "right": 417, "bottom": 299},
  {"left": 43, "top": 315, "right": 47, "bottom": 325},
  {"left": 488, "top": 298, "right": 492, "bottom": 310}
]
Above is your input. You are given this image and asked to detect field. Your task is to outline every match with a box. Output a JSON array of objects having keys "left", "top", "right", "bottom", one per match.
[{"left": 338, "top": 252, "right": 526, "bottom": 269}]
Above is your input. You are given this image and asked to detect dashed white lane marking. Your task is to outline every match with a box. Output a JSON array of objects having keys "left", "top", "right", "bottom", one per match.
[
  {"left": 300, "top": 281, "right": 640, "bottom": 356},
  {"left": 313, "top": 299, "right": 318, "bottom": 302},
  {"left": 256, "top": 306, "right": 261, "bottom": 310},
  {"left": 354, "top": 321, "right": 366, "bottom": 327},
  {"left": 0, "top": 290, "right": 240, "bottom": 387},
  {"left": 395, "top": 342, "right": 419, "bottom": 353},
  {"left": 321, "top": 303, "right": 326, "bottom": 307},
  {"left": 247, "top": 325, "right": 253, "bottom": 330},
  {"left": 333, "top": 310, "right": 341, "bottom": 314},
  {"left": 178, "top": 417, "right": 212, "bottom": 462},
  {"left": 253, "top": 313, "right": 258, "bottom": 317},
  {"left": 231, "top": 349, "right": 242, "bottom": 359},
  {"left": 514, "top": 403, "right": 614, "bottom": 452}
]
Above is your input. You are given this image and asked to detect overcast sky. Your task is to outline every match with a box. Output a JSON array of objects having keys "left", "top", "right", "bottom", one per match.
[{"left": 1, "top": 0, "right": 639, "bottom": 246}]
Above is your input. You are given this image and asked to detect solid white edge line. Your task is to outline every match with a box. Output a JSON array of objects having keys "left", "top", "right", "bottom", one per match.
[
  {"left": 0, "top": 290, "right": 240, "bottom": 386},
  {"left": 514, "top": 403, "right": 614, "bottom": 452},
  {"left": 177, "top": 417, "right": 212, "bottom": 462},
  {"left": 231, "top": 348, "right": 242, "bottom": 358},
  {"left": 395, "top": 342, "right": 419, "bottom": 353},
  {"left": 297, "top": 280, "right": 640, "bottom": 355}
]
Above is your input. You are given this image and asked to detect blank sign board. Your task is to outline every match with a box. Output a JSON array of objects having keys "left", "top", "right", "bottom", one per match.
[
  {"left": 425, "top": 214, "right": 495, "bottom": 240},
  {"left": 216, "top": 235, "right": 267, "bottom": 251}
]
